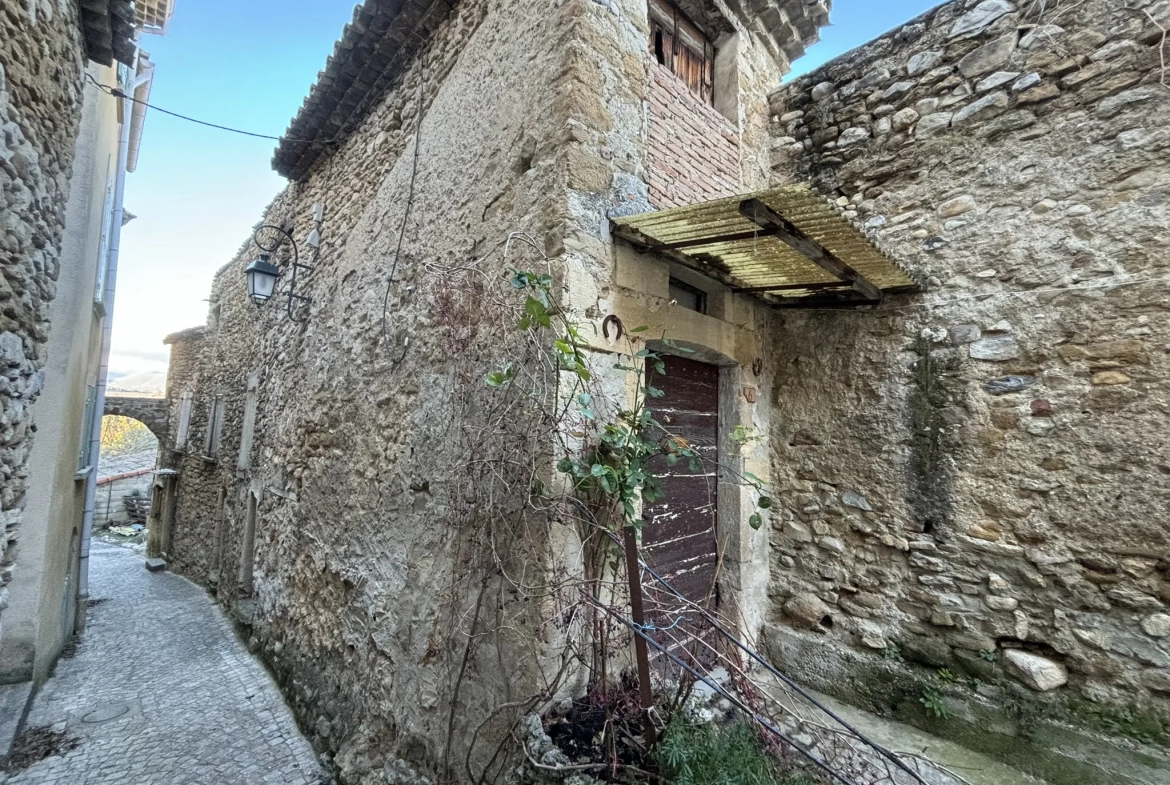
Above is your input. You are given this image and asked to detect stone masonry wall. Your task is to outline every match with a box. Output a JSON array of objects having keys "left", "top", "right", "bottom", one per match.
[
  {"left": 763, "top": 0, "right": 1170, "bottom": 773},
  {"left": 0, "top": 0, "right": 85, "bottom": 643},
  {"left": 647, "top": 61, "right": 741, "bottom": 208},
  {"left": 162, "top": 0, "right": 589, "bottom": 781}
]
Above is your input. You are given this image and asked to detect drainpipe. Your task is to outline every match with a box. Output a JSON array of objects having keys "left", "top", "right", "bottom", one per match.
[{"left": 76, "top": 52, "right": 151, "bottom": 632}]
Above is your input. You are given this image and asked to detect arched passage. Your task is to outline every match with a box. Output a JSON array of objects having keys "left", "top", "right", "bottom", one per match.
[
  {"left": 95, "top": 414, "right": 159, "bottom": 533},
  {"left": 103, "top": 395, "right": 167, "bottom": 440}
]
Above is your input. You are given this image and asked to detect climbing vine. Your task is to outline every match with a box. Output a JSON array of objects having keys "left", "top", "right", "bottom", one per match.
[{"left": 488, "top": 267, "right": 772, "bottom": 533}]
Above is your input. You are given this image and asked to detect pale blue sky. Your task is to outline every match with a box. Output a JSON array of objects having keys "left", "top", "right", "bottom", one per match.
[{"left": 110, "top": 0, "right": 940, "bottom": 382}]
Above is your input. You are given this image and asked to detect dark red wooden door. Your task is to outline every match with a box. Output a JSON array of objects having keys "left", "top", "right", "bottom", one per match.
[{"left": 642, "top": 354, "right": 720, "bottom": 616}]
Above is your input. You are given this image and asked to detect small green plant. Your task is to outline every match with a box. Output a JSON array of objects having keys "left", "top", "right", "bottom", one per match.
[
  {"left": 660, "top": 715, "right": 797, "bottom": 785},
  {"left": 936, "top": 668, "right": 955, "bottom": 683},
  {"left": 881, "top": 642, "right": 905, "bottom": 663},
  {"left": 728, "top": 424, "right": 762, "bottom": 445},
  {"left": 920, "top": 688, "right": 949, "bottom": 720},
  {"left": 488, "top": 269, "right": 772, "bottom": 531},
  {"left": 978, "top": 649, "right": 999, "bottom": 663}
]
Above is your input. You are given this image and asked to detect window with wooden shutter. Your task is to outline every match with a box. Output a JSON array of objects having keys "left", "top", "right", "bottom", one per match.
[{"left": 648, "top": 0, "right": 715, "bottom": 105}]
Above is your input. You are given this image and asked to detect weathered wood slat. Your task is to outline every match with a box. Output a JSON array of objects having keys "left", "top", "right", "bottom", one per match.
[{"left": 738, "top": 198, "right": 883, "bottom": 302}]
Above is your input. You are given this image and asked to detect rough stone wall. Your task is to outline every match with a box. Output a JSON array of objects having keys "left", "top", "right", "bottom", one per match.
[
  {"left": 764, "top": 0, "right": 1170, "bottom": 767},
  {"left": 0, "top": 0, "right": 85, "bottom": 641},
  {"left": 162, "top": 0, "right": 590, "bottom": 780},
  {"left": 647, "top": 61, "right": 741, "bottom": 208}
]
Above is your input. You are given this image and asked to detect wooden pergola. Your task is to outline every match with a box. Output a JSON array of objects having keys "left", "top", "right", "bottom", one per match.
[{"left": 611, "top": 185, "right": 919, "bottom": 308}]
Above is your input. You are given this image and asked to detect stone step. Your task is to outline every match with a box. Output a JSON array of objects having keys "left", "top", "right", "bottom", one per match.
[{"left": 806, "top": 688, "right": 1049, "bottom": 785}]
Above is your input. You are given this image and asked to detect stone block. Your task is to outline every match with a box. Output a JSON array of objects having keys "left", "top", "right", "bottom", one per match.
[
  {"left": 907, "top": 50, "right": 944, "bottom": 76},
  {"left": 1020, "top": 25, "right": 1065, "bottom": 49},
  {"left": 970, "top": 335, "right": 1019, "bottom": 361},
  {"left": 938, "top": 194, "right": 976, "bottom": 217},
  {"left": 901, "top": 634, "right": 952, "bottom": 667},
  {"left": 976, "top": 71, "right": 1020, "bottom": 92},
  {"left": 1003, "top": 650, "right": 1068, "bottom": 691},
  {"left": 1016, "top": 82, "right": 1061, "bottom": 104},
  {"left": 783, "top": 592, "right": 834, "bottom": 630},
  {"left": 984, "top": 376, "right": 1035, "bottom": 395},
  {"left": 952, "top": 91, "right": 1010, "bottom": 126},
  {"left": 915, "top": 112, "right": 952, "bottom": 138},
  {"left": 949, "top": 1, "right": 1015, "bottom": 39},
  {"left": 145, "top": 557, "right": 167, "bottom": 573},
  {"left": 958, "top": 34, "right": 1017, "bottom": 78},
  {"left": 1140, "top": 614, "right": 1170, "bottom": 638}
]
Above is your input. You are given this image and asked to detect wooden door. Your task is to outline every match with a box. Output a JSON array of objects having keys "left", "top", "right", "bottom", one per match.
[{"left": 641, "top": 354, "right": 720, "bottom": 626}]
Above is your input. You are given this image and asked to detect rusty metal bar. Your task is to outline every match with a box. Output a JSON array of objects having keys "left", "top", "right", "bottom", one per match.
[{"left": 622, "top": 525, "right": 657, "bottom": 745}]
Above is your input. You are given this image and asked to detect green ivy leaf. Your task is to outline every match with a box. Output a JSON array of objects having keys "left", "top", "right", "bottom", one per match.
[
  {"left": 748, "top": 513, "right": 763, "bottom": 530},
  {"left": 629, "top": 325, "right": 650, "bottom": 333},
  {"left": 524, "top": 296, "right": 546, "bottom": 318},
  {"left": 556, "top": 457, "right": 573, "bottom": 473},
  {"left": 757, "top": 496, "right": 772, "bottom": 509},
  {"left": 644, "top": 385, "right": 664, "bottom": 398},
  {"left": 510, "top": 272, "right": 529, "bottom": 289},
  {"left": 590, "top": 463, "right": 605, "bottom": 478}
]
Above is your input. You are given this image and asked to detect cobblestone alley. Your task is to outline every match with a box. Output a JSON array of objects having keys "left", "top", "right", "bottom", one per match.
[{"left": 4, "top": 541, "right": 325, "bottom": 785}]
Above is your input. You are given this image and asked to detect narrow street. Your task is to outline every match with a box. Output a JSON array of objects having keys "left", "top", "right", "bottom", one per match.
[{"left": 5, "top": 541, "right": 324, "bottom": 785}]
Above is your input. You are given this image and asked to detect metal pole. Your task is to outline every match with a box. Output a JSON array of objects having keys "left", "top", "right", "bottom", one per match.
[
  {"left": 77, "top": 53, "right": 140, "bottom": 632},
  {"left": 621, "top": 525, "right": 656, "bottom": 746}
]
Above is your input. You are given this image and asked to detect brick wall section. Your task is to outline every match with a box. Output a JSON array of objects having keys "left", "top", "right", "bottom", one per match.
[{"left": 647, "top": 62, "right": 740, "bottom": 209}]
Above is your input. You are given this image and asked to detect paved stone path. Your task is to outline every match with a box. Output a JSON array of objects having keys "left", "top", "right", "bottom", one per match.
[{"left": 7, "top": 541, "right": 325, "bottom": 785}]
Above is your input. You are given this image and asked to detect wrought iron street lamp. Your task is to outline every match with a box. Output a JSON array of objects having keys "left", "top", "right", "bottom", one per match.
[
  {"left": 244, "top": 255, "right": 281, "bottom": 305},
  {"left": 244, "top": 206, "right": 323, "bottom": 322}
]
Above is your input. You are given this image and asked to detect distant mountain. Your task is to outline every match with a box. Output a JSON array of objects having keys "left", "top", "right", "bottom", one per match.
[{"left": 107, "top": 371, "right": 167, "bottom": 395}]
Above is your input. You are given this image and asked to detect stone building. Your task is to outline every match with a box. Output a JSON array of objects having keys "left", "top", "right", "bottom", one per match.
[
  {"left": 0, "top": 0, "right": 176, "bottom": 747},
  {"left": 160, "top": 0, "right": 1169, "bottom": 782}
]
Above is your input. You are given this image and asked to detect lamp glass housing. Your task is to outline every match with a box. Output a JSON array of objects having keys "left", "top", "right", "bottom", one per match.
[{"left": 245, "top": 255, "right": 281, "bottom": 305}]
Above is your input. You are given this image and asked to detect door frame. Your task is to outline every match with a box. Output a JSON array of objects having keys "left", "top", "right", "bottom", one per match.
[{"left": 645, "top": 339, "right": 770, "bottom": 641}]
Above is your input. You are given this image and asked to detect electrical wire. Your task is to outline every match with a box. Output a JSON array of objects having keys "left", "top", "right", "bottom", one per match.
[
  {"left": 378, "top": 58, "right": 427, "bottom": 369},
  {"left": 84, "top": 72, "right": 326, "bottom": 144},
  {"left": 587, "top": 595, "right": 865, "bottom": 785},
  {"left": 602, "top": 529, "right": 929, "bottom": 785}
]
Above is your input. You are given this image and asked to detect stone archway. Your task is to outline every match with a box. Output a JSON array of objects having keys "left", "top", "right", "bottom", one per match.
[{"left": 103, "top": 395, "right": 167, "bottom": 440}]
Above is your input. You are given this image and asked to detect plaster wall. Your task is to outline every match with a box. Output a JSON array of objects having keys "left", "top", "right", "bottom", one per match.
[
  {"left": 0, "top": 0, "right": 87, "bottom": 658},
  {"left": 763, "top": 0, "right": 1170, "bottom": 768}
]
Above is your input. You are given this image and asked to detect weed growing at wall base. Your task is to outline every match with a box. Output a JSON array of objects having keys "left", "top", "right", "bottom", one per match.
[{"left": 659, "top": 715, "right": 819, "bottom": 785}]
